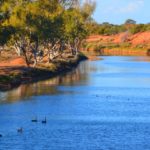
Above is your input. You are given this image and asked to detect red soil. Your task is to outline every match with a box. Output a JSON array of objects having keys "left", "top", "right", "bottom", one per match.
[
  {"left": 0, "top": 57, "right": 27, "bottom": 76},
  {"left": 0, "top": 31, "right": 150, "bottom": 69},
  {"left": 86, "top": 35, "right": 110, "bottom": 42},
  {"left": 0, "top": 57, "right": 26, "bottom": 67},
  {"left": 86, "top": 31, "right": 150, "bottom": 46},
  {"left": 129, "top": 32, "right": 150, "bottom": 45}
]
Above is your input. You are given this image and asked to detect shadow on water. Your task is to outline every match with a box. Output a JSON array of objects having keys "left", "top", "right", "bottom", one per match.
[
  {"left": 1, "top": 56, "right": 150, "bottom": 103},
  {"left": 1, "top": 57, "right": 150, "bottom": 150},
  {"left": 0, "top": 60, "right": 95, "bottom": 103}
]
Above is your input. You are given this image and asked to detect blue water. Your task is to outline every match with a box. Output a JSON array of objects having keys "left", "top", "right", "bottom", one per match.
[{"left": 1, "top": 56, "right": 150, "bottom": 150}]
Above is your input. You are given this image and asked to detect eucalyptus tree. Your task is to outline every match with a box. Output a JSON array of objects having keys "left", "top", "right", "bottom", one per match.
[
  {"left": 0, "top": 0, "right": 96, "bottom": 66},
  {"left": 61, "top": 0, "right": 96, "bottom": 55},
  {"left": 0, "top": 0, "right": 32, "bottom": 65},
  {"left": 125, "top": 19, "right": 136, "bottom": 25},
  {"left": 0, "top": 0, "right": 15, "bottom": 54},
  {"left": 24, "top": 0, "right": 61, "bottom": 63},
  {"left": 0, "top": 0, "right": 64, "bottom": 65}
]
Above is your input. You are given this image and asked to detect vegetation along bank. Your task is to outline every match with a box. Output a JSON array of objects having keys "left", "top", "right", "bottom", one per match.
[{"left": 0, "top": 0, "right": 95, "bottom": 91}]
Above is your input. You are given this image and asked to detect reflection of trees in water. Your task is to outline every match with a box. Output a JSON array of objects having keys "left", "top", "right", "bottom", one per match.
[
  {"left": 130, "top": 56, "right": 150, "bottom": 62},
  {"left": 3, "top": 61, "right": 89, "bottom": 103},
  {"left": 4, "top": 84, "right": 58, "bottom": 103}
]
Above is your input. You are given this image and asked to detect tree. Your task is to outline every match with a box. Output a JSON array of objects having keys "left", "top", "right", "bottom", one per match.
[
  {"left": 62, "top": 0, "right": 96, "bottom": 55},
  {"left": 0, "top": 0, "right": 96, "bottom": 66},
  {"left": 125, "top": 19, "right": 136, "bottom": 25},
  {"left": 0, "top": 0, "right": 64, "bottom": 66}
]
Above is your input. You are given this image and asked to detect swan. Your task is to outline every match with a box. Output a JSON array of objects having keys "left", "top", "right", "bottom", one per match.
[
  {"left": 17, "top": 127, "right": 23, "bottom": 133},
  {"left": 31, "top": 117, "right": 38, "bottom": 122},
  {"left": 42, "top": 117, "right": 47, "bottom": 124}
]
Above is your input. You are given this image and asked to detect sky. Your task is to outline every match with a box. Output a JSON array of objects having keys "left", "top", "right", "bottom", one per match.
[{"left": 93, "top": 0, "right": 150, "bottom": 24}]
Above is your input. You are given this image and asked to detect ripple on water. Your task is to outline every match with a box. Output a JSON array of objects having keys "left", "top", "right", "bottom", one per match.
[{"left": 1, "top": 56, "right": 150, "bottom": 150}]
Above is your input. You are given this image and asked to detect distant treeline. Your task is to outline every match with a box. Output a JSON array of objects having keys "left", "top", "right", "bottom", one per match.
[{"left": 88, "top": 19, "right": 150, "bottom": 35}]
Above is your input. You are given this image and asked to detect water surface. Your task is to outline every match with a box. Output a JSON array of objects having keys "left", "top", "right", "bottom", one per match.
[{"left": 1, "top": 56, "right": 150, "bottom": 150}]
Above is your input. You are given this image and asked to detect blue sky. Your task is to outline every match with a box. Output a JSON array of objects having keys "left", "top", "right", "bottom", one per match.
[{"left": 93, "top": 0, "right": 150, "bottom": 24}]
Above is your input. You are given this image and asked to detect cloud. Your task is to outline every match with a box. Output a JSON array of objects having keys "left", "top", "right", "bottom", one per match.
[
  {"left": 119, "top": 0, "right": 144, "bottom": 13},
  {"left": 102, "top": 0, "right": 144, "bottom": 14}
]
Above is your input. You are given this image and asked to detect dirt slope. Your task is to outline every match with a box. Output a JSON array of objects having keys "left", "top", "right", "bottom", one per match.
[
  {"left": 0, "top": 57, "right": 27, "bottom": 67},
  {"left": 86, "top": 31, "right": 150, "bottom": 46}
]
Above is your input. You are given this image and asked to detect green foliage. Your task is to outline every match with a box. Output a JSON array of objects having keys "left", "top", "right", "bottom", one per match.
[
  {"left": 87, "top": 22, "right": 126, "bottom": 35},
  {"left": 62, "top": 8, "right": 86, "bottom": 42},
  {"left": 87, "top": 21, "right": 150, "bottom": 36},
  {"left": 125, "top": 19, "right": 136, "bottom": 25},
  {"left": 0, "top": 0, "right": 96, "bottom": 67},
  {"left": 0, "top": 26, "right": 15, "bottom": 45},
  {"left": 129, "top": 24, "right": 149, "bottom": 34},
  {"left": 0, "top": 0, "right": 95, "bottom": 45}
]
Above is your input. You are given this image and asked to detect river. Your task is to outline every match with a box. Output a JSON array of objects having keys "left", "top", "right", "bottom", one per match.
[{"left": 1, "top": 56, "right": 150, "bottom": 150}]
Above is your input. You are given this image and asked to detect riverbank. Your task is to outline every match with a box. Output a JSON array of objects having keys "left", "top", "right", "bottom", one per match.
[
  {"left": 0, "top": 53, "right": 87, "bottom": 91},
  {"left": 1, "top": 56, "right": 150, "bottom": 149},
  {"left": 83, "top": 32, "right": 150, "bottom": 56},
  {"left": 83, "top": 46, "right": 150, "bottom": 57}
]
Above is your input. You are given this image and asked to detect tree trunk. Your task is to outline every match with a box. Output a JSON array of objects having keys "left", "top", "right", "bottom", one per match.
[{"left": 22, "top": 47, "right": 30, "bottom": 67}]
